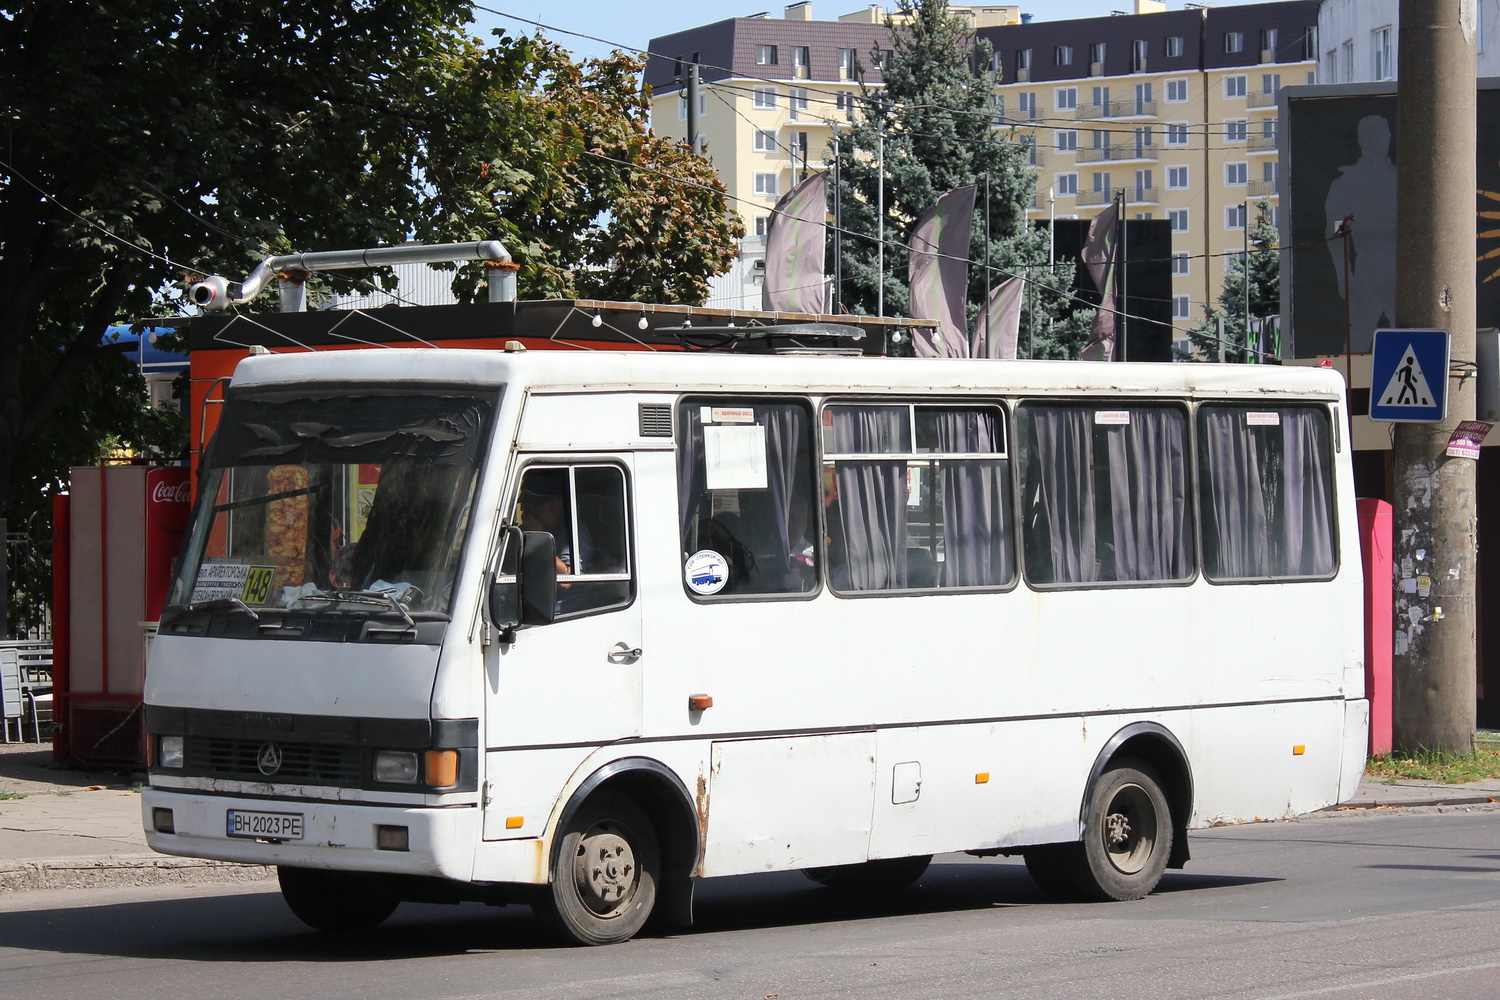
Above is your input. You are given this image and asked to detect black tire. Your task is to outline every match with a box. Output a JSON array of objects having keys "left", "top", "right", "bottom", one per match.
[
  {"left": 1074, "top": 758, "right": 1173, "bottom": 902},
  {"left": 534, "top": 792, "right": 659, "bottom": 946},
  {"left": 803, "top": 855, "right": 932, "bottom": 891},
  {"left": 1022, "top": 843, "right": 1087, "bottom": 900},
  {"left": 277, "top": 866, "right": 400, "bottom": 933}
]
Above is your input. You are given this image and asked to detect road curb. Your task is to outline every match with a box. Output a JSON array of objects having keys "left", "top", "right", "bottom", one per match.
[
  {"left": 0, "top": 854, "right": 274, "bottom": 893},
  {"left": 1316, "top": 796, "right": 1500, "bottom": 816}
]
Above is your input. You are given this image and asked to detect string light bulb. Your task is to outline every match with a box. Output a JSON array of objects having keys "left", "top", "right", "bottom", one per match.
[{"left": 591, "top": 312, "right": 603, "bottom": 328}]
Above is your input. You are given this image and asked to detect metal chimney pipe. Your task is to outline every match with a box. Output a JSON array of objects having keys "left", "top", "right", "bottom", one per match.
[{"left": 190, "top": 240, "right": 511, "bottom": 311}]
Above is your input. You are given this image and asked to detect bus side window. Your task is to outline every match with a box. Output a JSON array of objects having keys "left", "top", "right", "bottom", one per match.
[
  {"left": 1197, "top": 405, "right": 1336, "bottom": 581},
  {"left": 823, "top": 403, "right": 1013, "bottom": 593},
  {"left": 1017, "top": 402, "right": 1192, "bottom": 586},
  {"left": 677, "top": 398, "right": 818, "bottom": 597},
  {"left": 514, "top": 464, "right": 632, "bottom": 617}
]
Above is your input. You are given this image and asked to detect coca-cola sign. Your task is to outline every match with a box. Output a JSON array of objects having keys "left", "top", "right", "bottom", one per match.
[
  {"left": 147, "top": 467, "right": 192, "bottom": 535},
  {"left": 151, "top": 479, "right": 191, "bottom": 505}
]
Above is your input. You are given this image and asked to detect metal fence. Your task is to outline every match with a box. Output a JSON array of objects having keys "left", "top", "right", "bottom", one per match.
[{"left": 4, "top": 512, "right": 52, "bottom": 641}]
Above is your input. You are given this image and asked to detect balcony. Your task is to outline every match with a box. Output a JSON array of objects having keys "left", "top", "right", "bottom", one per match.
[
  {"left": 1247, "top": 134, "right": 1279, "bottom": 153},
  {"left": 1128, "top": 187, "right": 1159, "bottom": 205},
  {"left": 1247, "top": 91, "right": 1279, "bottom": 109},
  {"left": 1247, "top": 180, "right": 1280, "bottom": 198},
  {"left": 1076, "top": 143, "right": 1158, "bottom": 164},
  {"left": 1075, "top": 99, "right": 1156, "bottom": 120},
  {"left": 1077, "top": 189, "right": 1116, "bottom": 206}
]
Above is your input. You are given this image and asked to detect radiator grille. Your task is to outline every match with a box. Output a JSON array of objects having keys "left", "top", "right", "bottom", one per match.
[{"left": 187, "top": 736, "right": 361, "bottom": 783}]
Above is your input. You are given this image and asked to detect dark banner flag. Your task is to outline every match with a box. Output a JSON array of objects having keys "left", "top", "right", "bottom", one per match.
[
  {"left": 1079, "top": 198, "right": 1121, "bottom": 361},
  {"left": 971, "top": 274, "right": 1024, "bottom": 359},
  {"left": 762, "top": 172, "right": 829, "bottom": 314},
  {"left": 908, "top": 185, "right": 976, "bottom": 358}
]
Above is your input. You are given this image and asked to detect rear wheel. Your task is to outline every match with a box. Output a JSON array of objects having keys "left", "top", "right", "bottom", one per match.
[
  {"left": 803, "top": 855, "right": 932, "bottom": 891},
  {"left": 277, "top": 866, "right": 400, "bottom": 932},
  {"left": 533, "top": 792, "right": 659, "bottom": 946},
  {"left": 1074, "top": 759, "right": 1172, "bottom": 901}
]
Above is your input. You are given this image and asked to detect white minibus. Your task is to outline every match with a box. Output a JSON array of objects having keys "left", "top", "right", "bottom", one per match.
[{"left": 143, "top": 343, "right": 1367, "bottom": 945}]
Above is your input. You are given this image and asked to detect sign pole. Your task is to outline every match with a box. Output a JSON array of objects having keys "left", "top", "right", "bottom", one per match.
[{"left": 1390, "top": 0, "right": 1477, "bottom": 755}]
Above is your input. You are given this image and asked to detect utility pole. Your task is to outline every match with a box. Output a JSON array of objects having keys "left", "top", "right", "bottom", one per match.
[
  {"left": 686, "top": 64, "right": 703, "bottom": 155},
  {"left": 1391, "top": 0, "right": 1477, "bottom": 755},
  {"left": 876, "top": 109, "right": 885, "bottom": 318}
]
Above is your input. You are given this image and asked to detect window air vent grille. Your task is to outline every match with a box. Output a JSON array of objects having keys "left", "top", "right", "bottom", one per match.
[{"left": 639, "top": 404, "right": 673, "bottom": 437}]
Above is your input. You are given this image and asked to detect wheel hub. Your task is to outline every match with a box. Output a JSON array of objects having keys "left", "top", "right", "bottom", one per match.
[
  {"left": 573, "top": 827, "right": 636, "bottom": 916},
  {"left": 1102, "top": 782, "right": 1155, "bottom": 875}
]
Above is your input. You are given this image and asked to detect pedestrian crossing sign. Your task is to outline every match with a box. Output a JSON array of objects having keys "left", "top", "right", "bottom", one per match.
[{"left": 1369, "top": 328, "right": 1450, "bottom": 423}]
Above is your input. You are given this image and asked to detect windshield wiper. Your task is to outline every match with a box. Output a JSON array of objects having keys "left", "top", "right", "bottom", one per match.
[
  {"left": 293, "top": 589, "right": 415, "bottom": 627},
  {"left": 183, "top": 597, "right": 261, "bottom": 620}
]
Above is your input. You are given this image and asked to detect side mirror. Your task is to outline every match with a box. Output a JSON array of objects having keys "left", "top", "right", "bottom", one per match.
[
  {"left": 489, "top": 527, "right": 557, "bottom": 632},
  {"left": 519, "top": 530, "right": 557, "bottom": 625}
]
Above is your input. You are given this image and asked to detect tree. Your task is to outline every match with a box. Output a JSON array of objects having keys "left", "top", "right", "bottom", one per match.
[
  {"left": 1186, "top": 199, "right": 1280, "bottom": 362},
  {"left": 829, "top": 0, "right": 1090, "bottom": 357},
  {"left": 409, "top": 35, "right": 742, "bottom": 302},
  {"left": 0, "top": 2, "right": 740, "bottom": 632}
]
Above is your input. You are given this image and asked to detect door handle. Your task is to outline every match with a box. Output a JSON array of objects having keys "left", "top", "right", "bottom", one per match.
[{"left": 607, "top": 642, "right": 642, "bottom": 663}]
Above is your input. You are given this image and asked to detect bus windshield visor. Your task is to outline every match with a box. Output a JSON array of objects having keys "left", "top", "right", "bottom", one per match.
[{"left": 165, "top": 390, "right": 494, "bottom": 619}]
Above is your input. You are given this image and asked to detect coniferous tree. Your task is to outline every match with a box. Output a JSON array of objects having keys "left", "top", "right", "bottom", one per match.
[
  {"left": 828, "top": 0, "right": 1090, "bottom": 357},
  {"left": 1186, "top": 199, "right": 1280, "bottom": 362}
]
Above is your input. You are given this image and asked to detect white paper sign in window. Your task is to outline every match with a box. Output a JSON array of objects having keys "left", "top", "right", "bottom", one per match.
[
  {"left": 1094, "top": 409, "right": 1132, "bottom": 425},
  {"left": 1246, "top": 411, "right": 1281, "bottom": 426},
  {"left": 704, "top": 424, "right": 769, "bottom": 490}
]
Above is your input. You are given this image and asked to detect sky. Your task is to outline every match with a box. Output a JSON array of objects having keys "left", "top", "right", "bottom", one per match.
[{"left": 471, "top": 0, "right": 1287, "bottom": 64}]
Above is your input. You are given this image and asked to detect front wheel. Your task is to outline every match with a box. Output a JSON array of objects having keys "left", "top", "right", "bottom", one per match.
[
  {"left": 277, "top": 866, "right": 400, "bottom": 932},
  {"left": 533, "top": 792, "right": 660, "bottom": 946},
  {"left": 1075, "top": 759, "right": 1173, "bottom": 901}
]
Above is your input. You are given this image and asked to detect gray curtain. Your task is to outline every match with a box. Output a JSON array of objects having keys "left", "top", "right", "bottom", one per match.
[
  {"left": 1283, "top": 409, "right": 1335, "bottom": 575},
  {"left": 1199, "top": 406, "right": 1334, "bottom": 579},
  {"left": 935, "top": 409, "right": 1013, "bottom": 587},
  {"left": 1023, "top": 405, "right": 1188, "bottom": 585},
  {"left": 1105, "top": 407, "right": 1190, "bottom": 581},
  {"left": 831, "top": 406, "right": 909, "bottom": 590},
  {"left": 1022, "top": 407, "right": 1098, "bottom": 584}
]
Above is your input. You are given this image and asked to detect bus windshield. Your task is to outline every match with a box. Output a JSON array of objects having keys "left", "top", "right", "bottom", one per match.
[{"left": 164, "top": 389, "right": 495, "bottom": 620}]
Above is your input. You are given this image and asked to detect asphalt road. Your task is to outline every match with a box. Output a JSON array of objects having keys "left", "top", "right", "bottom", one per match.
[{"left": 2, "top": 806, "right": 1499, "bottom": 1000}]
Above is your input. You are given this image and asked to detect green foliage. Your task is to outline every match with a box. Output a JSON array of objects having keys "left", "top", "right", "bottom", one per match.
[
  {"left": 830, "top": 0, "right": 1088, "bottom": 357},
  {"left": 1185, "top": 198, "right": 1280, "bottom": 362},
  {"left": 1365, "top": 736, "right": 1500, "bottom": 784},
  {"left": 0, "top": 1, "right": 740, "bottom": 589},
  {"left": 411, "top": 36, "right": 742, "bottom": 302}
]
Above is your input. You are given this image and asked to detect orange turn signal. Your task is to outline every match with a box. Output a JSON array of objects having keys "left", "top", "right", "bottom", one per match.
[
  {"left": 425, "top": 750, "right": 459, "bottom": 788},
  {"left": 688, "top": 694, "right": 714, "bottom": 712}
]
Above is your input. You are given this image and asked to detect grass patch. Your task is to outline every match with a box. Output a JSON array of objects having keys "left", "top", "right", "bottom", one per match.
[
  {"left": 0, "top": 791, "right": 26, "bottom": 800},
  {"left": 1366, "top": 734, "right": 1500, "bottom": 783}
]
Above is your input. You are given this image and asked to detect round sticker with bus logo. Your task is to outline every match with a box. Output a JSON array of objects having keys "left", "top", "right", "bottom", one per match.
[{"left": 684, "top": 550, "right": 728, "bottom": 596}]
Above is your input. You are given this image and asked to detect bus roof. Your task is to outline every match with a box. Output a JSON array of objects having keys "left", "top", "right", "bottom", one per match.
[{"left": 228, "top": 347, "right": 1347, "bottom": 401}]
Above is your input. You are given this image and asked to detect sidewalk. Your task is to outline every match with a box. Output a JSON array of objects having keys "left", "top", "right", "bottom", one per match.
[
  {"left": 0, "top": 742, "right": 271, "bottom": 892},
  {"left": 1, "top": 741, "right": 1497, "bottom": 895}
]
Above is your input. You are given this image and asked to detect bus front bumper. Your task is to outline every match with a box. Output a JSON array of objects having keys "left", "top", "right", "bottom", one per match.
[{"left": 141, "top": 788, "right": 483, "bottom": 881}]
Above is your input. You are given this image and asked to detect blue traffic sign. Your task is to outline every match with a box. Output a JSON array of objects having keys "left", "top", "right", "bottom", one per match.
[{"left": 1369, "top": 328, "right": 1450, "bottom": 422}]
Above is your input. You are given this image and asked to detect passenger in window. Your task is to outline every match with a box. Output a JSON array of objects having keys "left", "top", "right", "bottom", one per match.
[
  {"left": 823, "top": 470, "right": 849, "bottom": 591},
  {"left": 787, "top": 502, "right": 816, "bottom": 588},
  {"left": 519, "top": 472, "right": 591, "bottom": 579}
]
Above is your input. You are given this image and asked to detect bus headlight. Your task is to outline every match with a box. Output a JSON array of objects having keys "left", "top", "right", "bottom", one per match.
[
  {"left": 159, "top": 736, "right": 185, "bottom": 769},
  {"left": 373, "top": 750, "right": 420, "bottom": 784}
]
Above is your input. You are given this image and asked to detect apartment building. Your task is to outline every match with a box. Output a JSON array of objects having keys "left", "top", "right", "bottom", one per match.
[
  {"left": 984, "top": 1, "right": 1318, "bottom": 346},
  {"left": 646, "top": 1, "right": 1318, "bottom": 336},
  {"left": 1316, "top": 0, "right": 1500, "bottom": 84}
]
